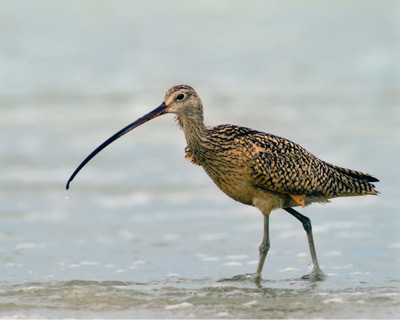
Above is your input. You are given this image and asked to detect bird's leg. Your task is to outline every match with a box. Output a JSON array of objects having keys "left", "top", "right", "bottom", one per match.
[
  {"left": 284, "top": 207, "right": 325, "bottom": 280},
  {"left": 255, "top": 213, "right": 270, "bottom": 280}
]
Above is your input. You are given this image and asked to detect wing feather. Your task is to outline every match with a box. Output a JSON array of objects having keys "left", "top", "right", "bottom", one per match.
[{"left": 242, "top": 132, "right": 324, "bottom": 195}]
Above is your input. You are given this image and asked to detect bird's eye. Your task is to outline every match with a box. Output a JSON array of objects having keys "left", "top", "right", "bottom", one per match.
[{"left": 176, "top": 93, "right": 185, "bottom": 101}]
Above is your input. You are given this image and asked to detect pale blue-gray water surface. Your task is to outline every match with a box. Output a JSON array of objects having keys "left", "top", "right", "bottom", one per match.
[{"left": 1, "top": 1, "right": 399, "bottom": 318}]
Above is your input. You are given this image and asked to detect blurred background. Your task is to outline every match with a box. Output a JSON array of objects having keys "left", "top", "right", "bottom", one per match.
[{"left": 0, "top": 0, "right": 399, "bottom": 318}]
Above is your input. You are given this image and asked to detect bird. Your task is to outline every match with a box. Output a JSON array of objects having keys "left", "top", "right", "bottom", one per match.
[{"left": 66, "top": 84, "right": 379, "bottom": 281}]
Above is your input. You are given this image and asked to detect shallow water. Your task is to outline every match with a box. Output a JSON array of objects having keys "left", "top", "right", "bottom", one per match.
[
  {"left": 1, "top": 277, "right": 399, "bottom": 319},
  {"left": 1, "top": 1, "right": 400, "bottom": 318}
]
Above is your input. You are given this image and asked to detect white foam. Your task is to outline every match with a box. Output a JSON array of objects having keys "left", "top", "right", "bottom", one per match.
[
  {"left": 116, "top": 269, "right": 126, "bottom": 273},
  {"left": 165, "top": 302, "right": 193, "bottom": 310},
  {"left": 215, "top": 312, "right": 231, "bottom": 317},
  {"left": 278, "top": 267, "right": 299, "bottom": 272},
  {"left": 380, "top": 292, "right": 399, "bottom": 297},
  {"left": 165, "top": 273, "right": 180, "bottom": 277},
  {"left": 202, "top": 257, "right": 219, "bottom": 261},
  {"left": 296, "top": 252, "right": 308, "bottom": 258},
  {"left": 350, "top": 272, "right": 370, "bottom": 275},
  {"left": 323, "top": 298, "right": 343, "bottom": 304},
  {"left": 15, "top": 243, "right": 45, "bottom": 250},
  {"left": 223, "top": 262, "right": 243, "bottom": 267},
  {"left": 242, "top": 300, "right": 258, "bottom": 307}
]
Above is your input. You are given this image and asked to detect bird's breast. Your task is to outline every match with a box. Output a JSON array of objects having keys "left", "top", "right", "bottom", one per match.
[{"left": 192, "top": 145, "right": 256, "bottom": 205}]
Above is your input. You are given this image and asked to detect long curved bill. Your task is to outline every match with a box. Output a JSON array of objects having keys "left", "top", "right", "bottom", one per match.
[{"left": 66, "top": 102, "right": 168, "bottom": 190}]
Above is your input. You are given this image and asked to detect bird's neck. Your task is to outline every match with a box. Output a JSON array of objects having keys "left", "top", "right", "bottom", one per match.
[{"left": 175, "top": 113, "right": 207, "bottom": 149}]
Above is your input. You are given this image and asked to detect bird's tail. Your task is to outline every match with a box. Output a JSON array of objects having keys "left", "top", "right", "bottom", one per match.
[{"left": 325, "top": 162, "right": 380, "bottom": 196}]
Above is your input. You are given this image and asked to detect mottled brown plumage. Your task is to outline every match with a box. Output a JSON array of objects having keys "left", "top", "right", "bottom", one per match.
[
  {"left": 171, "top": 86, "right": 378, "bottom": 211},
  {"left": 67, "top": 84, "right": 380, "bottom": 281},
  {"left": 185, "top": 125, "right": 378, "bottom": 205}
]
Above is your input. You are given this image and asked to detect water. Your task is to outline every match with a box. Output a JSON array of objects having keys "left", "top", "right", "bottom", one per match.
[{"left": 1, "top": 1, "right": 399, "bottom": 318}]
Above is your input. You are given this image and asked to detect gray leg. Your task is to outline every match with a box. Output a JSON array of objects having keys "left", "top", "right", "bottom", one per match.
[
  {"left": 284, "top": 207, "right": 325, "bottom": 279},
  {"left": 255, "top": 214, "right": 270, "bottom": 279}
]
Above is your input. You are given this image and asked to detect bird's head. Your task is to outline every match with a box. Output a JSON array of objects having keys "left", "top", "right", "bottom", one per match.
[
  {"left": 66, "top": 84, "right": 202, "bottom": 189},
  {"left": 163, "top": 85, "right": 203, "bottom": 118}
]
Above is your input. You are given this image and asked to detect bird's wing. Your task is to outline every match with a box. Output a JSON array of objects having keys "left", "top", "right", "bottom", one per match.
[
  {"left": 215, "top": 125, "right": 378, "bottom": 198},
  {"left": 240, "top": 132, "right": 326, "bottom": 195}
]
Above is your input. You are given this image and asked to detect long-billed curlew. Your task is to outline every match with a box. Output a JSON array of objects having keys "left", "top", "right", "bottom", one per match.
[{"left": 66, "top": 85, "right": 379, "bottom": 280}]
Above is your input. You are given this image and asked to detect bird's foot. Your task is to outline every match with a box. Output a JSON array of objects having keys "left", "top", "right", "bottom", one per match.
[
  {"left": 253, "top": 271, "right": 262, "bottom": 281},
  {"left": 253, "top": 272, "right": 263, "bottom": 286},
  {"left": 301, "top": 266, "right": 326, "bottom": 281}
]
